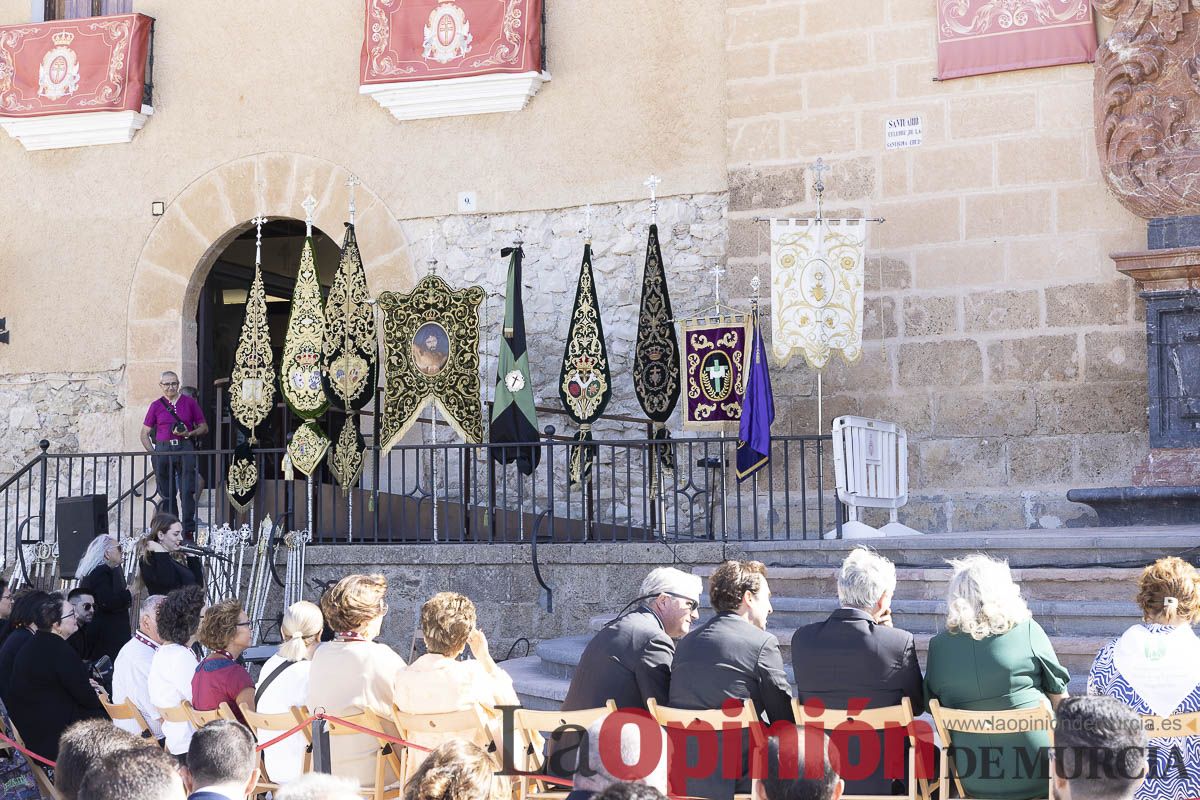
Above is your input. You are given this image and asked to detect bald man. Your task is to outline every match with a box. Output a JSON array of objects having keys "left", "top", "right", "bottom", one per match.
[{"left": 141, "top": 371, "right": 207, "bottom": 535}]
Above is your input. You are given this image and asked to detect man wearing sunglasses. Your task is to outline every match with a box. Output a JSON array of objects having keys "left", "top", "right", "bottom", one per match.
[
  {"left": 552, "top": 568, "right": 702, "bottom": 775},
  {"left": 140, "top": 370, "right": 209, "bottom": 537},
  {"left": 66, "top": 587, "right": 96, "bottom": 660}
]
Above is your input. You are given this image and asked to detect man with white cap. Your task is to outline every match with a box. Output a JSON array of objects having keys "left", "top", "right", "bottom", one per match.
[{"left": 550, "top": 567, "right": 701, "bottom": 774}]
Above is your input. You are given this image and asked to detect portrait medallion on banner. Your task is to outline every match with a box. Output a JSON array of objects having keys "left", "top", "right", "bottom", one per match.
[{"left": 377, "top": 273, "right": 486, "bottom": 450}]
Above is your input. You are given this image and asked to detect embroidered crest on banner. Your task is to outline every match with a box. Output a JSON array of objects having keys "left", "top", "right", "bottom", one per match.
[
  {"left": 633, "top": 223, "right": 681, "bottom": 421},
  {"left": 286, "top": 421, "right": 329, "bottom": 478},
  {"left": 770, "top": 219, "right": 867, "bottom": 369},
  {"left": 558, "top": 243, "right": 612, "bottom": 487},
  {"left": 329, "top": 416, "right": 365, "bottom": 493},
  {"left": 682, "top": 318, "right": 750, "bottom": 430},
  {"left": 281, "top": 237, "right": 329, "bottom": 419},
  {"left": 226, "top": 443, "right": 258, "bottom": 514},
  {"left": 378, "top": 274, "right": 486, "bottom": 450},
  {"left": 423, "top": 2, "right": 473, "bottom": 63},
  {"left": 322, "top": 223, "right": 378, "bottom": 413},
  {"left": 38, "top": 30, "right": 80, "bottom": 100}
]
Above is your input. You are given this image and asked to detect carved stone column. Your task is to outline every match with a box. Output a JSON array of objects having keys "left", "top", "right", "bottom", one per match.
[{"left": 1073, "top": 0, "right": 1200, "bottom": 521}]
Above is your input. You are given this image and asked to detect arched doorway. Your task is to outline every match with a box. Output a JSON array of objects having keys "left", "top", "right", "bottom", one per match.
[
  {"left": 123, "top": 152, "right": 414, "bottom": 447},
  {"left": 195, "top": 219, "right": 341, "bottom": 448}
]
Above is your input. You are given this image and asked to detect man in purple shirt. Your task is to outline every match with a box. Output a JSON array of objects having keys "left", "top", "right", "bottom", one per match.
[{"left": 141, "top": 371, "right": 208, "bottom": 535}]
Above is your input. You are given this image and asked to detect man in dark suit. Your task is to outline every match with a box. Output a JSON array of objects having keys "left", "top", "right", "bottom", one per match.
[
  {"left": 183, "top": 720, "right": 259, "bottom": 800},
  {"left": 669, "top": 560, "right": 795, "bottom": 800},
  {"left": 791, "top": 547, "right": 924, "bottom": 796},
  {"left": 552, "top": 567, "right": 702, "bottom": 775}
]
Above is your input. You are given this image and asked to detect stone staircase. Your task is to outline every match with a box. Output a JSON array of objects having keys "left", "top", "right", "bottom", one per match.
[{"left": 501, "top": 526, "right": 1200, "bottom": 710}]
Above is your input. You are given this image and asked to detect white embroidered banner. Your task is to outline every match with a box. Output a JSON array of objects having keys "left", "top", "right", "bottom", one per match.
[{"left": 770, "top": 218, "right": 866, "bottom": 369}]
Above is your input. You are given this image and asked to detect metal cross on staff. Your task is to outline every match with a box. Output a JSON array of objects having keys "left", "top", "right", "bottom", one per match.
[
  {"left": 811, "top": 157, "right": 830, "bottom": 221},
  {"left": 252, "top": 215, "right": 267, "bottom": 266},
  {"left": 583, "top": 203, "right": 593, "bottom": 243},
  {"left": 644, "top": 174, "right": 661, "bottom": 224},
  {"left": 425, "top": 229, "right": 438, "bottom": 275},
  {"left": 345, "top": 174, "right": 361, "bottom": 225},
  {"left": 709, "top": 264, "right": 725, "bottom": 308},
  {"left": 301, "top": 195, "right": 316, "bottom": 238}
]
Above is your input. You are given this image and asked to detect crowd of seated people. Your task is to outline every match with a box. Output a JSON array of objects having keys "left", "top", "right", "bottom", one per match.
[{"left": 0, "top": 532, "right": 1190, "bottom": 800}]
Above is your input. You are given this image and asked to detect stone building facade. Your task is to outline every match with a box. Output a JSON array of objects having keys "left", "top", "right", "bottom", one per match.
[{"left": 0, "top": 0, "right": 1149, "bottom": 532}]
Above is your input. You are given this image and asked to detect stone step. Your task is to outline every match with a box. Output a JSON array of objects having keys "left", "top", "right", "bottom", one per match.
[
  {"left": 737, "top": 526, "right": 1200, "bottom": 568},
  {"left": 691, "top": 565, "right": 1143, "bottom": 602},
  {"left": 502, "top": 655, "right": 572, "bottom": 711}
]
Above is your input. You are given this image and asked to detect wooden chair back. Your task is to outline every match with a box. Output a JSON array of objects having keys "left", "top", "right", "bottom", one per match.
[
  {"left": 240, "top": 703, "right": 311, "bottom": 790},
  {"left": 391, "top": 704, "right": 497, "bottom": 789},
  {"left": 513, "top": 701, "right": 618, "bottom": 799},
  {"left": 647, "top": 697, "right": 760, "bottom": 728},
  {"left": 98, "top": 691, "right": 159, "bottom": 745},
  {"left": 791, "top": 696, "right": 926, "bottom": 800},
  {"left": 324, "top": 708, "right": 404, "bottom": 800},
  {"left": 186, "top": 701, "right": 236, "bottom": 728},
  {"left": 928, "top": 697, "right": 1055, "bottom": 800}
]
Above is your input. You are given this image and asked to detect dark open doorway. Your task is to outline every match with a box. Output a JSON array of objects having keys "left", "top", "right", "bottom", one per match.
[{"left": 195, "top": 219, "right": 342, "bottom": 450}]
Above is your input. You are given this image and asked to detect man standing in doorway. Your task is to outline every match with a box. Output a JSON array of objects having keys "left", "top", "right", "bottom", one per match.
[{"left": 141, "top": 371, "right": 208, "bottom": 537}]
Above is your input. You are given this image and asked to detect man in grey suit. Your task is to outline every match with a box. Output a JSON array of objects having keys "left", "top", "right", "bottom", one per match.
[
  {"left": 668, "top": 560, "right": 795, "bottom": 800},
  {"left": 791, "top": 547, "right": 924, "bottom": 796},
  {"left": 550, "top": 567, "right": 702, "bottom": 775}
]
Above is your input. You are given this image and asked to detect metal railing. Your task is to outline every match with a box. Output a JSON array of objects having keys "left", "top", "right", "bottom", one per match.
[{"left": 0, "top": 430, "right": 840, "bottom": 569}]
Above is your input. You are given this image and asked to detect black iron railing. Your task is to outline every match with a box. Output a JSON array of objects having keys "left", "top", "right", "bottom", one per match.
[{"left": 0, "top": 431, "right": 840, "bottom": 567}]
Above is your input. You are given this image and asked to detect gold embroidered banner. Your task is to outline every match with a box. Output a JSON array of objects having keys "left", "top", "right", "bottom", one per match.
[
  {"left": 770, "top": 219, "right": 866, "bottom": 370},
  {"left": 377, "top": 274, "right": 485, "bottom": 450},
  {"left": 682, "top": 318, "right": 750, "bottom": 431},
  {"left": 281, "top": 236, "right": 329, "bottom": 420},
  {"left": 936, "top": 0, "right": 1097, "bottom": 80}
]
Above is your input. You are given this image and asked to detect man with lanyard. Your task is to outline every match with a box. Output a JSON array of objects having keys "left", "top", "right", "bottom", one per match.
[
  {"left": 112, "top": 594, "right": 166, "bottom": 742},
  {"left": 141, "top": 371, "right": 208, "bottom": 537}
]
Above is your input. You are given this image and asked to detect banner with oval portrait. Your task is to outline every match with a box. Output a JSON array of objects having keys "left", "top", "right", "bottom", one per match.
[
  {"left": 681, "top": 317, "right": 751, "bottom": 430},
  {"left": 377, "top": 273, "right": 486, "bottom": 451}
]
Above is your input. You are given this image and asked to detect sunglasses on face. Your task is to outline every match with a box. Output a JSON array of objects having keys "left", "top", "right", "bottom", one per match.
[{"left": 665, "top": 592, "right": 699, "bottom": 611}]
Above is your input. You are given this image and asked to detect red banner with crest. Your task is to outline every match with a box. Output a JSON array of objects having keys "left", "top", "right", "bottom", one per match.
[
  {"left": 361, "top": 0, "right": 542, "bottom": 85},
  {"left": 936, "top": 0, "right": 1096, "bottom": 80},
  {"left": 0, "top": 13, "right": 152, "bottom": 118}
]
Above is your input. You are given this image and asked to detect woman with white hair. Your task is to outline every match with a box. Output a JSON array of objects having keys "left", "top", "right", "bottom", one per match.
[
  {"left": 924, "top": 554, "right": 1069, "bottom": 800},
  {"left": 255, "top": 600, "right": 324, "bottom": 783},
  {"left": 75, "top": 534, "right": 132, "bottom": 661}
]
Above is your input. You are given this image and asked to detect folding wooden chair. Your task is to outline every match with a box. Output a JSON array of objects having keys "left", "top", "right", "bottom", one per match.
[
  {"left": 647, "top": 698, "right": 761, "bottom": 800},
  {"left": 791, "top": 696, "right": 931, "bottom": 800},
  {"left": 324, "top": 708, "right": 405, "bottom": 800},
  {"left": 185, "top": 700, "right": 237, "bottom": 728},
  {"left": 8, "top": 721, "right": 62, "bottom": 800},
  {"left": 928, "top": 697, "right": 1054, "bottom": 800},
  {"left": 156, "top": 701, "right": 197, "bottom": 746},
  {"left": 98, "top": 691, "right": 160, "bottom": 745},
  {"left": 513, "top": 701, "right": 618, "bottom": 800},
  {"left": 391, "top": 704, "right": 498, "bottom": 790},
  {"left": 240, "top": 703, "right": 311, "bottom": 789}
]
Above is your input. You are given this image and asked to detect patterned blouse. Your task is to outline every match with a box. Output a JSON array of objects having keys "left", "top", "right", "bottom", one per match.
[{"left": 1088, "top": 624, "right": 1200, "bottom": 800}]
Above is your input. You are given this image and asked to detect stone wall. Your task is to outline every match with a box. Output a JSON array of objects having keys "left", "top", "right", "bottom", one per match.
[
  {"left": 299, "top": 541, "right": 730, "bottom": 658},
  {"left": 724, "top": 0, "right": 1147, "bottom": 531},
  {"left": 0, "top": 370, "right": 125, "bottom": 479}
]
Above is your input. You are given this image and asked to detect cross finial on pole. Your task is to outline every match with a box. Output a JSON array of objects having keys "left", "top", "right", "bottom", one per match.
[
  {"left": 252, "top": 215, "right": 267, "bottom": 268},
  {"left": 424, "top": 229, "right": 438, "bottom": 275},
  {"left": 709, "top": 264, "right": 725, "bottom": 308},
  {"left": 811, "top": 158, "right": 830, "bottom": 223},
  {"left": 301, "top": 195, "right": 316, "bottom": 238},
  {"left": 583, "top": 204, "right": 593, "bottom": 243},
  {"left": 514, "top": 227, "right": 524, "bottom": 247},
  {"left": 345, "top": 174, "right": 361, "bottom": 225},
  {"left": 644, "top": 174, "right": 661, "bottom": 224}
]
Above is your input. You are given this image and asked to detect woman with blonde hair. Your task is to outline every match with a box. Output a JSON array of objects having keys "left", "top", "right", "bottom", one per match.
[
  {"left": 255, "top": 600, "right": 324, "bottom": 783},
  {"left": 403, "top": 740, "right": 509, "bottom": 800},
  {"left": 924, "top": 554, "right": 1069, "bottom": 800},
  {"left": 393, "top": 592, "right": 520, "bottom": 767},
  {"left": 308, "top": 574, "right": 405, "bottom": 787},
  {"left": 1088, "top": 556, "right": 1200, "bottom": 800},
  {"left": 135, "top": 513, "right": 203, "bottom": 597}
]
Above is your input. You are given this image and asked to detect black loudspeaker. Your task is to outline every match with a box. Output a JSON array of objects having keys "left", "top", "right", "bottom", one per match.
[{"left": 56, "top": 494, "right": 107, "bottom": 579}]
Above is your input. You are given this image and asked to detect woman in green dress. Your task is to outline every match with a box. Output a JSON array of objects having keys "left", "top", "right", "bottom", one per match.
[{"left": 925, "top": 555, "right": 1069, "bottom": 800}]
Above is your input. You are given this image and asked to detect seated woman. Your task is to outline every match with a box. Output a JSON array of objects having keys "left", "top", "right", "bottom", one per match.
[
  {"left": 148, "top": 585, "right": 205, "bottom": 757},
  {"left": 0, "top": 590, "right": 49, "bottom": 701},
  {"left": 6, "top": 593, "right": 104, "bottom": 762},
  {"left": 75, "top": 534, "right": 133, "bottom": 663},
  {"left": 1088, "top": 556, "right": 1200, "bottom": 800},
  {"left": 924, "top": 554, "right": 1068, "bottom": 800},
  {"left": 136, "top": 513, "right": 203, "bottom": 598},
  {"left": 192, "top": 599, "right": 255, "bottom": 726},
  {"left": 403, "top": 739, "right": 510, "bottom": 800},
  {"left": 393, "top": 592, "right": 519, "bottom": 768},
  {"left": 308, "top": 574, "right": 406, "bottom": 787},
  {"left": 256, "top": 600, "right": 324, "bottom": 783}
]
